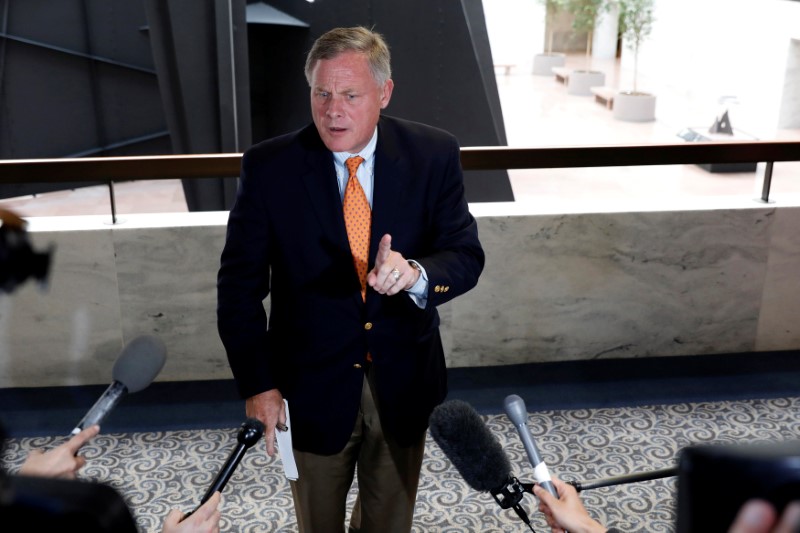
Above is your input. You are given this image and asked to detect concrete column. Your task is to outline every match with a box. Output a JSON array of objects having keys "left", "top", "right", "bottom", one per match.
[
  {"left": 778, "top": 37, "right": 800, "bottom": 128},
  {"left": 592, "top": 2, "right": 619, "bottom": 60}
]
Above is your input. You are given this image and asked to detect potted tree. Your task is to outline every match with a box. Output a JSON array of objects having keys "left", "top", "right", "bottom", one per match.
[
  {"left": 560, "top": 0, "right": 609, "bottom": 95},
  {"left": 612, "top": 0, "right": 657, "bottom": 121},
  {"left": 532, "top": 0, "right": 567, "bottom": 75}
]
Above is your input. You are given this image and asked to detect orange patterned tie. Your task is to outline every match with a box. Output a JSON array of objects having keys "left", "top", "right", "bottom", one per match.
[{"left": 343, "top": 156, "right": 370, "bottom": 301}]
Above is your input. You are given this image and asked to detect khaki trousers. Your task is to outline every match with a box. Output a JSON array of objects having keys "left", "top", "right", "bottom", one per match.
[{"left": 289, "top": 372, "right": 426, "bottom": 533}]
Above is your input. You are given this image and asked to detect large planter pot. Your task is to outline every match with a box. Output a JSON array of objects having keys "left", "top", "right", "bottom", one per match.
[
  {"left": 613, "top": 91, "right": 657, "bottom": 122},
  {"left": 567, "top": 70, "right": 606, "bottom": 96},
  {"left": 532, "top": 52, "right": 566, "bottom": 76}
]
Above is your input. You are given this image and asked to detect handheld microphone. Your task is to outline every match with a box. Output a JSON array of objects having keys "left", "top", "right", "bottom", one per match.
[
  {"left": 71, "top": 335, "right": 167, "bottom": 435},
  {"left": 186, "top": 418, "right": 265, "bottom": 518},
  {"left": 503, "top": 394, "right": 558, "bottom": 499},
  {"left": 429, "top": 399, "right": 535, "bottom": 531}
]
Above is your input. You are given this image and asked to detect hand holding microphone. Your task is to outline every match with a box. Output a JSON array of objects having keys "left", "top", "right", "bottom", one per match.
[
  {"left": 183, "top": 417, "right": 265, "bottom": 520},
  {"left": 504, "top": 394, "right": 559, "bottom": 499},
  {"left": 71, "top": 335, "right": 167, "bottom": 435},
  {"left": 19, "top": 424, "right": 100, "bottom": 479}
]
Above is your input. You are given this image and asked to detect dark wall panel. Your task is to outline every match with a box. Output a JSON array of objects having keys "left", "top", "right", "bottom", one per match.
[
  {"left": 143, "top": 0, "right": 252, "bottom": 210},
  {"left": 0, "top": 0, "right": 169, "bottom": 197},
  {"left": 248, "top": 24, "right": 311, "bottom": 144},
  {"left": 1, "top": 0, "right": 512, "bottom": 204}
]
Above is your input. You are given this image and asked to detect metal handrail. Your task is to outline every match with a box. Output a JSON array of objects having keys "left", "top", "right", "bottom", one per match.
[{"left": 1, "top": 140, "right": 798, "bottom": 221}]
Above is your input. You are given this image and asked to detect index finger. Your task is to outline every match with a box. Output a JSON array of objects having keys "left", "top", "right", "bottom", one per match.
[
  {"left": 374, "top": 234, "right": 393, "bottom": 266},
  {"left": 66, "top": 424, "right": 100, "bottom": 453},
  {"left": 197, "top": 491, "right": 222, "bottom": 517}
]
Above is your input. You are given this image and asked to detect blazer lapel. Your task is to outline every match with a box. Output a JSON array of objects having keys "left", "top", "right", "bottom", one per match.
[
  {"left": 299, "top": 128, "right": 349, "bottom": 250},
  {"left": 370, "top": 118, "right": 408, "bottom": 262}
]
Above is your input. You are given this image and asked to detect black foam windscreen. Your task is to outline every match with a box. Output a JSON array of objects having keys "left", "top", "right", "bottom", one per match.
[
  {"left": 111, "top": 335, "right": 167, "bottom": 392},
  {"left": 429, "top": 399, "right": 512, "bottom": 492}
]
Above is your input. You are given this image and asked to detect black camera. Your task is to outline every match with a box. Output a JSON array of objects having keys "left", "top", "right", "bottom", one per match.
[
  {"left": 676, "top": 439, "right": 800, "bottom": 531},
  {"left": 0, "top": 209, "right": 53, "bottom": 294}
]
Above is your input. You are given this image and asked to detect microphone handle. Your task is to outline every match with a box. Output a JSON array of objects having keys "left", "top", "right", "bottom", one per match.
[
  {"left": 568, "top": 466, "right": 678, "bottom": 492},
  {"left": 538, "top": 478, "right": 557, "bottom": 498},
  {"left": 514, "top": 422, "right": 559, "bottom": 498},
  {"left": 199, "top": 443, "right": 248, "bottom": 506},
  {"left": 71, "top": 380, "right": 127, "bottom": 435}
]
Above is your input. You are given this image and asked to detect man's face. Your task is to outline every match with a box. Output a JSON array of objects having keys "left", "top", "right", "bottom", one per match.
[{"left": 309, "top": 50, "right": 393, "bottom": 154}]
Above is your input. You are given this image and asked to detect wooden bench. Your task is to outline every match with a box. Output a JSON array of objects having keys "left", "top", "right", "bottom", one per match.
[
  {"left": 493, "top": 64, "right": 515, "bottom": 76},
  {"left": 590, "top": 86, "right": 617, "bottom": 109},
  {"left": 552, "top": 67, "right": 570, "bottom": 84}
]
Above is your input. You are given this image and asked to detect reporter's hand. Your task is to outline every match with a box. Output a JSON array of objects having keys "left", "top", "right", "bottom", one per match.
[
  {"left": 162, "top": 491, "right": 222, "bottom": 533},
  {"left": 18, "top": 424, "right": 99, "bottom": 479},
  {"left": 729, "top": 499, "right": 800, "bottom": 533},
  {"left": 533, "top": 476, "right": 607, "bottom": 533}
]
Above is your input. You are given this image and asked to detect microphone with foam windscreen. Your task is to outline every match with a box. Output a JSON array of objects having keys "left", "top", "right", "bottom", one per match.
[
  {"left": 429, "top": 399, "right": 536, "bottom": 531},
  {"left": 504, "top": 394, "right": 559, "bottom": 499},
  {"left": 183, "top": 417, "right": 265, "bottom": 520},
  {"left": 71, "top": 335, "right": 167, "bottom": 435}
]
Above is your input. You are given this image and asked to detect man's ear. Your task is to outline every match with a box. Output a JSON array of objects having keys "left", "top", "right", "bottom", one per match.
[{"left": 379, "top": 79, "right": 394, "bottom": 109}]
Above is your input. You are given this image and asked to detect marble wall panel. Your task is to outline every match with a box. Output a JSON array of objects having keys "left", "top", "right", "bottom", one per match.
[
  {"left": 4, "top": 203, "right": 796, "bottom": 389},
  {"left": 0, "top": 229, "right": 123, "bottom": 388},
  {"left": 113, "top": 224, "right": 231, "bottom": 382},
  {"left": 756, "top": 206, "right": 800, "bottom": 350},
  {"left": 448, "top": 208, "right": 774, "bottom": 367}
]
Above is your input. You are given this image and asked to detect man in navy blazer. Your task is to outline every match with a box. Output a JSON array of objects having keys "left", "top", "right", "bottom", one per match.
[{"left": 217, "top": 26, "right": 484, "bottom": 532}]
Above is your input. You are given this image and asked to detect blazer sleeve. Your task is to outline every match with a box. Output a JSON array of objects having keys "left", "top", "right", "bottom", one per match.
[
  {"left": 415, "top": 134, "right": 485, "bottom": 308},
  {"left": 216, "top": 147, "right": 277, "bottom": 399}
]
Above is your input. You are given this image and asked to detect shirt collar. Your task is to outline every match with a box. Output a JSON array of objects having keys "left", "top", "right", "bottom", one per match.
[{"left": 333, "top": 127, "right": 378, "bottom": 167}]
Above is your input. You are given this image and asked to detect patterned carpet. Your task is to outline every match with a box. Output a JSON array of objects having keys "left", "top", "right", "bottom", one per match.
[{"left": 4, "top": 396, "right": 800, "bottom": 532}]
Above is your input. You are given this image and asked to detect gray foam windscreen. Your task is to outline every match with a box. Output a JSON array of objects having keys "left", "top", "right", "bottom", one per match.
[{"left": 111, "top": 335, "right": 167, "bottom": 392}]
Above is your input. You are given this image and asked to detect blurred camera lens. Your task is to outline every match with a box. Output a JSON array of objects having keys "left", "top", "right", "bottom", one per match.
[{"left": 0, "top": 223, "right": 53, "bottom": 294}]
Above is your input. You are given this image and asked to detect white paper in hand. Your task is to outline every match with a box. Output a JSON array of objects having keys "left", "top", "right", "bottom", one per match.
[{"left": 276, "top": 398, "right": 298, "bottom": 480}]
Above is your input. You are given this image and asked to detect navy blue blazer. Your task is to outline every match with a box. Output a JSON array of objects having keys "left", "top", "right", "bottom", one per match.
[{"left": 217, "top": 115, "right": 485, "bottom": 454}]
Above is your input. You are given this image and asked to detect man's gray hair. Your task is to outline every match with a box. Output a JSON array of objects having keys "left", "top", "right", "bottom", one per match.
[{"left": 304, "top": 26, "right": 392, "bottom": 87}]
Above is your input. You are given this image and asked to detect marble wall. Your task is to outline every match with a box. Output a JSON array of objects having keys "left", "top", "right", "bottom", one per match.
[{"left": 2, "top": 203, "right": 799, "bottom": 389}]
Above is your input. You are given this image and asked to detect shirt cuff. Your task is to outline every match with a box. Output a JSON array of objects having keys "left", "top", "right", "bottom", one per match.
[{"left": 405, "top": 259, "right": 428, "bottom": 309}]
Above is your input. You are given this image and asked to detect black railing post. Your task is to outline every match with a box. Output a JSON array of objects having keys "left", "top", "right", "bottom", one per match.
[
  {"left": 108, "top": 181, "right": 118, "bottom": 224},
  {"left": 758, "top": 161, "right": 774, "bottom": 203}
]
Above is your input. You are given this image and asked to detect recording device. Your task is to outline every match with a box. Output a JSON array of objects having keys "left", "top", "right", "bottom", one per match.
[
  {"left": 71, "top": 335, "right": 167, "bottom": 435},
  {"left": 676, "top": 439, "right": 800, "bottom": 532},
  {"left": 503, "top": 394, "right": 558, "bottom": 498},
  {"left": 184, "top": 417, "right": 266, "bottom": 519},
  {"left": 0, "top": 208, "right": 53, "bottom": 294},
  {"left": 429, "top": 399, "right": 537, "bottom": 531}
]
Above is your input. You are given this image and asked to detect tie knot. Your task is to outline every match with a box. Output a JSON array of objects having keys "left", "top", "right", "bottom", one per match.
[{"left": 346, "top": 156, "right": 365, "bottom": 178}]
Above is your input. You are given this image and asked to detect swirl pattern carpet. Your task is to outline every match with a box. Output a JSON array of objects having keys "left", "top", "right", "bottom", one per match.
[{"left": 3, "top": 396, "right": 800, "bottom": 532}]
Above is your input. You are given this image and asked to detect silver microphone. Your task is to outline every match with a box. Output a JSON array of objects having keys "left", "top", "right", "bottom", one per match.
[
  {"left": 503, "top": 394, "right": 558, "bottom": 498},
  {"left": 71, "top": 335, "right": 166, "bottom": 435}
]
